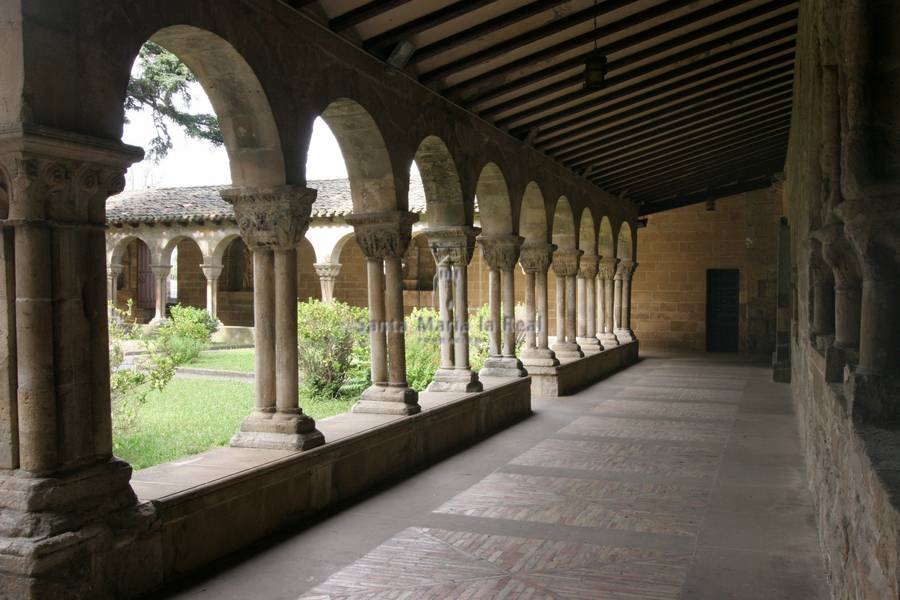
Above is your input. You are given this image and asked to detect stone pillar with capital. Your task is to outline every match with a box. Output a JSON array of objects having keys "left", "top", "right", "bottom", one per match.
[
  {"left": 598, "top": 257, "right": 619, "bottom": 347},
  {"left": 314, "top": 262, "right": 341, "bottom": 304},
  {"left": 423, "top": 226, "right": 482, "bottom": 392},
  {"left": 345, "top": 211, "right": 421, "bottom": 414},
  {"left": 576, "top": 254, "right": 602, "bottom": 354},
  {"left": 479, "top": 235, "right": 527, "bottom": 378},
  {"left": 221, "top": 185, "right": 324, "bottom": 450},
  {"left": 520, "top": 242, "right": 559, "bottom": 368},
  {"left": 107, "top": 263, "right": 124, "bottom": 319},
  {"left": 615, "top": 259, "right": 637, "bottom": 343},
  {"left": 551, "top": 249, "right": 584, "bottom": 360},
  {"left": 200, "top": 262, "right": 223, "bottom": 321},
  {"left": 149, "top": 264, "right": 171, "bottom": 326},
  {"left": 0, "top": 131, "right": 144, "bottom": 594}
]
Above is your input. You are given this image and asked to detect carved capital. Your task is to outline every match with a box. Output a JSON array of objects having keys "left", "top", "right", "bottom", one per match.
[
  {"left": 200, "top": 263, "right": 224, "bottom": 281},
  {"left": 615, "top": 258, "right": 637, "bottom": 280},
  {"left": 577, "top": 254, "right": 599, "bottom": 279},
  {"left": 598, "top": 257, "right": 619, "bottom": 280},
  {"left": 519, "top": 242, "right": 557, "bottom": 273},
  {"left": 834, "top": 199, "right": 900, "bottom": 283},
  {"left": 422, "top": 226, "right": 480, "bottom": 267},
  {"left": 479, "top": 235, "right": 524, "bottom": 271},
  {"left": 108, "top": 263, "right": 124, "bottom": 278},
  {"left": 314, "top": 262, "right": 342, "bottom": 280},
  {"left": 811, "top": 222, "right": 861, "bottom": 287},
  {"left": 345, "top": 210, "right": 419, "bottom": 259},
  {"left": 552, "top": 248, "right": 583, "bottom": 277},
  {"left": 150, "top": 265, "right": 172, "bottom": 279},
  {"left": 220, "top": 185, "right": 316, "bottom": 251}
]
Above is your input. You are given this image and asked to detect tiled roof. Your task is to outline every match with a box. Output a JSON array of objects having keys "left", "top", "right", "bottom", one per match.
[{"left": 106, "top": 177, "right": 427, "bottom": 225}]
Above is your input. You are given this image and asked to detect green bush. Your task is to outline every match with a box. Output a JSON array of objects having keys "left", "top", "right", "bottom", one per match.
[
  {"left": 159, "top": 304, "right": 218, "bottom": 343},
  {"left": 404, "top": 307, "right": 442, "bottom": 391},
  {"left": 297, "top": 300, "right": 369, "bottom": 400}
]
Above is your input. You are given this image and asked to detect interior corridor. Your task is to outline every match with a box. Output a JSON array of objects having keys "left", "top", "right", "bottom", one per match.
[{"left": 161, "top": 354, "right": 827, "bottom": 600}]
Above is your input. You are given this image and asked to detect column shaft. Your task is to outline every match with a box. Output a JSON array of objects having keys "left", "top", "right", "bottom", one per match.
[
  {"left": 502, "top": 268, "right": 516, "bottom": 357},
  {"left": 206, "top": 276, "right": 218, "bottom": 320},
  {"left": 384, "top": 256, "right": 407, "bottom": 387},
  {"left": 622, "top": 277, "right": 632, "bottom": 329},
  {"left": 366, "top": 258, "right": 388, "bottom": 386},
  {"left": 576, "top": 276, "right": 587, "bottom": 339},
  {"left": 537, "top": 270, "right": 550, "bottom": 350},
  {"left": 555, "top": 274, "right": 566, "bottom": 344},
  {"left": 613, "top": 278, "right": 623, "bottom": 331},
  {"left": 274, "top": 250, "right": 299, "bottom": 415},
  {"left": 453, "top": 264, "right": 470, "bottom": 370},
  {"left": 586, "top": 276, "right": 596, "bottom": 338},
  {"left": 253, "top": 250, "right": 276, "bottom": 413},
  {"left": 604, "top": 278, "right": 614, "bottom": 333},
  {"left": 565, "top": 275, "right": 577, "bottom": 344},
  {"left": 488, "top": 268, "right": 502, "bottom": 357},
  {"left": 524, "top": 270, "right": 536, "bottom": 352},
  {"left": 437, "top": 263, "right": 454, "bottom": 369}
]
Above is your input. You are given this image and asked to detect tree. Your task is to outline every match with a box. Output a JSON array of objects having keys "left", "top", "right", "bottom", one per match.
[{"left": 125, "top": 42, "right": 223, "bottom": 161}]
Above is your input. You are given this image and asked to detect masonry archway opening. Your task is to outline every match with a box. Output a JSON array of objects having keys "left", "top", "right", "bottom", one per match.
[{"left": 113, "top": 237, "right": 156, "bottom": 324}]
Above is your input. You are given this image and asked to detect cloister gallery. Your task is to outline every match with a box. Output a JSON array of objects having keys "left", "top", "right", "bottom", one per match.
[{"left": 0, "top": 1, "right": 898, "bottom": 599}]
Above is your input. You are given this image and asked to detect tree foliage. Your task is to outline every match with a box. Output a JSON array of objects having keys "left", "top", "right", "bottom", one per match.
[{"left": 125, "top": 42, "right": 223, "bottom": 161}]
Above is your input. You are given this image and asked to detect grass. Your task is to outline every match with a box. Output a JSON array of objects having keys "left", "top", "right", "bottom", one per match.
[
  {"left": 188, "top": 348, "right": 256, "bottom": 373},
  {"left": 113, "top": 378, "right": 354, "bottom": 470}
]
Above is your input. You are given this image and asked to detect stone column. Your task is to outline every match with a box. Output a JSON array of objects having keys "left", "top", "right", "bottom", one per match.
[
  {"left": 809, "top": 241, "right": 835, "bottom": 348},
  {"left": 200, "top": 262, "right": 223, "bottom": 321},
  {"left": 551, "top": 249, "right": 583, "bottom": 360},
  {"left": 834, "top": 200, "right": 900, "bottom": 421},
  {"left": 520, "top": 242, "right": 559, "bottom": 368},
  {"left": 149, "top": 264, "right": 171, "bottom": 325},
  {"left": 221, "top": 186, "right": 324, "bottom": 450},
  {"left": 0, "top": 133, "right": 143, "bottom": 579},
  {"left": 599, "top": 257, "right": 619, "bottom": 347},
  {"left": 576, "top": 255, "right": 601, "bottom": 354},
  {"left": 478, "top": 235, "right": 527, "bottom": 378},
  {"left": 346, "top": 211, "right": 420, "bottom": 414},
  {"left": 424, "top": 226, "right": 482, "bottom": 392},
  {"left": 314, "top": 262, "right": 341, "bottom": 304},
  {"left": 772, "top": 217, "right": 792, "bottom": 382},
  {"left": 616, "top": 259, "right": 637, "bottom": 343},
  {"left": 107, "top": 263, "right": 123, "bottom": 319}
]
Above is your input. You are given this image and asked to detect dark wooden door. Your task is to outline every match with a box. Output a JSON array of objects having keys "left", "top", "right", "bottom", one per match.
[
  {"left": 706, "top": 269, "right": 739, "bottom": 352},
  {"left": 137, "top": 243, "right": 155, "bottom": 310}
]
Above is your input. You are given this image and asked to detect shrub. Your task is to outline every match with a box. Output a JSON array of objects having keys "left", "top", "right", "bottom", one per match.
[
  {"left": 404, "top": 307, "right": 442, "bottom": 391},
  {"left": 159, "top": 304, "right": 218, "bottom": 343},
  {"left": 297, "top": 300, "right": 368, "bottom": 400}
]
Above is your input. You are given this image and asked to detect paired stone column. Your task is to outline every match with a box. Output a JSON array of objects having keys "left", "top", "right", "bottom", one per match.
[
  {"left": 314, "top": 262, "right": 341, "bottom": 304},
  {"left": 478, "top": 235, "right": 527, "bottom": 378},
  {"left": 834, "top": 200, "right": 900, "bottom": 421},
  {"left": 221, "top": 186, "right": 324, "bottom": 450},
  {"left": 107, "top": 263, "right": 123, "bottom": 319},
  {"left": 345, "top": 211, "right": 420, "bottom": 414},
  {"left": 598, "top": 257, "right": 619, "bottom": 347},
  {"left": 423, "top": 226, "right": 482, "bottom": 392},
  {"left": 576, "top": 254, "right": 602, "bottom": 354},
  {"left": 149, "top": 264, "right": 171, "bottom": 325},
  {"left": 551, "top": 248, "right": 583, "bottom": 360},
  {"left": 615, "top": 259, "right": 637, "bottom": 343},
  {"left": 200, "top": 262, "right": 223, "bottom": 321},
  {"left": 808, "top": 241, "right": 835, "bottom": 348},
  {"left": 519, "top": 242, "right": 559, "bottom": 368},
  {"left": 772, "top": 217, "right": 791, "bottom": 382},
  {"left": 0, "top": 132, "right": 143, "bottom": 561}
]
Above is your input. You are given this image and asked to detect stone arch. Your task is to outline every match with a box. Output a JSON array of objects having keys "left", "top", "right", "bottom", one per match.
[
  {"left": 579, "top": 208, "right": 597, "bottom": 255},
  {"left": 109, "top": 234, "right": 153, "bottom": 266},
  {"left": 475, "top": 162, "right": 513, "bottom": 236},
  {"left": 519, "top": 182, "right": 548, "bottom": 243},
  {"left": 330, "top": 231, "right": 358, "bottom": 265},
  {"left": 319, "top": 98, "right": 397, "bottom": 214},
  {"left": 168, "top": 237, "right": 206, "bottom": 310},
  {"left": 413, "top": 135, "right": 466, "bottom": 227},
  {"left": 141, "top": 25, "right": 286, "bottom": 187},
  {"left": 114, "top": 237, "right": 157, "bottom": 322},
  {"left": 598, "top": 217, "right": 614, "bottom": 259},
  {"left": 211, "top": 233, "right": 243, "bottom": 266},
  {"left": 332, "top": 233, "right": 369, "bottom": 308},
  {"left": 551, "top": 197, "right": 576, "bottom": 250},
  {"left": 617, "top": 222, "right": 634, "bottom": 260},
  {"left": 219, "top": 237, "right": 254, "bottom": 294}
]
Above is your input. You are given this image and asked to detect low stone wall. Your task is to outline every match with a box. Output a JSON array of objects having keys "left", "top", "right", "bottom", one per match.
[
  {"left": 98, "top": 377, "right": 532, "bottom": 598},
  {"left": 529, "top": 341, "right": 639, "bottom": 397},
  {"left": 792, "top": 343, "right": 900, "bottom": 600}
]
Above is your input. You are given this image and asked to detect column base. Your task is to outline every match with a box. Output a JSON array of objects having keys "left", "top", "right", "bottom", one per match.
[
  {"left": 479, "top": 356, "right": 528, "bottom": 378},
  {"left": 551, "top": 341, "right": 583, "bottom": 361},
  {"left": 427, "top": 368, "right": 483, "bottom": 393},
  {"left": 615, "top": 328, "right": 636, "bottom": 343},
  {"left": 521, "top": 347, "right": 560, "bottom": 368},
  {"left": 576, "top": 336, "right": 603, "bottom": 355},
  {"left": 599, "top": 332, "right": 619, "bottom": 347},
  {"left": 230, "top": 411, "right": 325, "bottom": 451},
  {"left": 353, "top": 385, "right": 421, "bottom": 415}
]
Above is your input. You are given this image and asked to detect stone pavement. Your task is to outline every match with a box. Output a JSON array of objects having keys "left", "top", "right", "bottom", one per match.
[{"left": 159, "top": 354, "right": 827, "bottom": 600}]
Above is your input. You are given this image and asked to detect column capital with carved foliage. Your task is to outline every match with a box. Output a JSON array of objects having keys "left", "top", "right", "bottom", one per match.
[
  {"left": 345, "top": 210, "right": 419, "bottom": 259},
  {"left": 598, "top": 256, "right": 619, "bottom": 280},
  {"left": 422, "top": 226, "right": 480, "bottom": 266},
  {"left": 220, "top": 185, "right": 317, "bottom": 252},
  {"left": 578, "top": 254, "right": 599, "bottom": 279},
  {"left": 479, "top": 234, "right": 524, "bottom": 271},
  {"left": 519, "top": 242, "right": 557, "bottom": 274},
  {"left": 615, "top": 258, "right": 637, "bottom": 280},
  {"left": 552, "top": 248, "right": 583, "bottom": 277}
]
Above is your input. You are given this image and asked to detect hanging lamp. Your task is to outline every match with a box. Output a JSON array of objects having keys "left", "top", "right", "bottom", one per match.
[{"left": 583, "top": 0, "right": 607, "bottom": 90}]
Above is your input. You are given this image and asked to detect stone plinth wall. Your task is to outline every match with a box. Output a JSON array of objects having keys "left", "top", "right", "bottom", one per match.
[
  {"left": 630, "top": 190, "right": 781, "bottom": 352},
  {"left": 530, "top": 340, "right": 639, "bottom": 397}
]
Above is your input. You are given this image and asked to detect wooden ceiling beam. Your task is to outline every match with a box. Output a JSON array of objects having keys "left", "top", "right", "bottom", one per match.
[
  {"left": 364, "top": 0, "right": 499, "bottom": 54},
  {"left": 639, "top": 176, "right": 775, "bottom": 214},
  {"left": 330, "top": 0, "right": 416, "bottom": 32}
]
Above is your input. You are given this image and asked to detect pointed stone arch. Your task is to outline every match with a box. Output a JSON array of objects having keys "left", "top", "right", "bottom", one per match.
[
  {"left": 475, "top": 162, "right": 513, "bottom": 236},
  {"left": 519, "top": 182, "right": 548, "bottom": 243}
]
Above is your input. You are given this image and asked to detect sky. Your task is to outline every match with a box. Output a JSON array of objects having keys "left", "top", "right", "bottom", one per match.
[{"left": 122, "top": 81, "right": 351, "bottom": 189}]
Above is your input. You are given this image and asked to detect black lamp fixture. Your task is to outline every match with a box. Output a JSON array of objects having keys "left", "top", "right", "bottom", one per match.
[{"left": 583, "top": 0, "right": 607, "bottom": 90}]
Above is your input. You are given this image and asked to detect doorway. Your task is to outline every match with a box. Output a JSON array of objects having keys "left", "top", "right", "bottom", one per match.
[{"left": 706, "top": 269, "right": 740, "bottom": 352}]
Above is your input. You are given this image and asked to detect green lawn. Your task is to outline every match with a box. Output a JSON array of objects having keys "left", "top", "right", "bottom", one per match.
[
  {"left": 189, "top": 348, "right": 256, "bottom": 373},
  {"left": 114, "top": 378, "right": 354, "bottom": 470}
]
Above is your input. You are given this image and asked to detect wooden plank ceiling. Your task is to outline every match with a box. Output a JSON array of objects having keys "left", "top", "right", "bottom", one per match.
[{"left": 287, "top": 0, "right": 796, "bottom": 214}]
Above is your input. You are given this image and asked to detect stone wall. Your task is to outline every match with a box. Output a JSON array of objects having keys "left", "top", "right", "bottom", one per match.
[
  {"left": 175, "top": 240, "right": 206, "bottom": 310},
  {"left": 630, "top": 190, "right": 782, "bottom": 353}
]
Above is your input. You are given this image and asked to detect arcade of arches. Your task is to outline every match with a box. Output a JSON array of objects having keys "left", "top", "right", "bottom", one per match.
[{"left": 0, "top": 1, "right": 898, "bottom": 599}]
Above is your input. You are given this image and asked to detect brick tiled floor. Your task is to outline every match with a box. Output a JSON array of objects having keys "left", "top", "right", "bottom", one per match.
[{"left": 162, "top": 354, "right": 828, "bottom": 600}]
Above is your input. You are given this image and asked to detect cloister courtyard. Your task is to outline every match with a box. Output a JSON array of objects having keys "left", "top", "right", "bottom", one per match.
[{"left": 0, "top": 1, "right": 898, "bottom": 599}]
